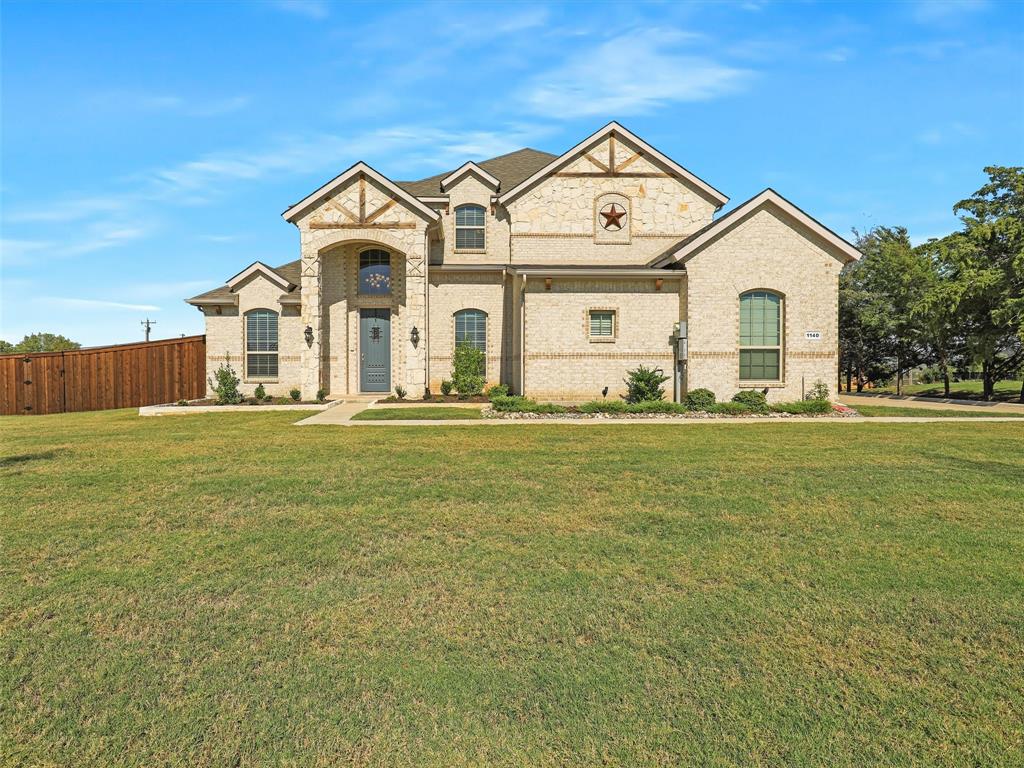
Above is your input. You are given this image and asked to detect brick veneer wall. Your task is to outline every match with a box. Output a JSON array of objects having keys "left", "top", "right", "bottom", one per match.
[{"left": 684, "top": 207, "right": 843, "bottom": 402}]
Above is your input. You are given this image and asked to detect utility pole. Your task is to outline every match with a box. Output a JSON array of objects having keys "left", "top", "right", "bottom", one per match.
[{"left": 141, "top": 318, "right": 156, "bottom": 342}]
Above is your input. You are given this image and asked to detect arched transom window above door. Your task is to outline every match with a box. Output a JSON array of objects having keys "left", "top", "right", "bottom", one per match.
[{"left": 359, "top": 249, "right": 391, "bottom": 295}]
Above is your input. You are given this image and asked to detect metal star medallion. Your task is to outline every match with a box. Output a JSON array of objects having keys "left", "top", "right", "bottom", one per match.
[{"left": 599, "top": 202, "right": 626, "bottom": 230}]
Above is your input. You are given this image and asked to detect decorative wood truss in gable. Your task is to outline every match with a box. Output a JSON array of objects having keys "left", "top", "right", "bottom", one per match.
[
  {"left": 555, "top": 133, "right": 671, "bottom": 179},
  {"left": 309, "top": 174, "right": 418, "bottom": 230}
]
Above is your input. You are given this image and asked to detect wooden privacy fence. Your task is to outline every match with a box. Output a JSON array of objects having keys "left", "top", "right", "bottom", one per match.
[{"left": 0, "top": 335, "right": 206, "bottom": 415}]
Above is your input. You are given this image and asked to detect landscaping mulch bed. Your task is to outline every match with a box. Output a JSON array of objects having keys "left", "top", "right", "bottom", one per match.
[
  {"left": 484, "top": 405, "right": 860, "bottom": 420},
  {"left": 175, "top": 398, "right": 325, "bottom": 407},
  {"left": 380, "top": 395, "right": 490, "bottom": 404}
]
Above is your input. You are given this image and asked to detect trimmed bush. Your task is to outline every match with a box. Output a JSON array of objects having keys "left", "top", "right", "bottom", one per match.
[
  {"left": 623, "top": 365, "right": 669, "bottom": 403},
  {"left": 253, "top": 383, "right": 267, "bottom": 401},
  {"left": 440, "top": 379, "right": 454, "bottom": 396},
  {"left": 316, "top": 388, "right": 327, "bottom": 403},
  {"left": 394, "top": 385, "right": 406, "bottom": 399},
  {"left": 732, "top": 390, "right": 768, "bottom": 411},
  {"left": 771, "top": 399, "right": 832, "bottom": 415},
  {"left": 490, "top": 395, "right": 567, "bottom": 414},
  {"left": 710, "top": 401, "right": 754, "bottom": 415},
  {"left": 684, "top": 388, "right": 716, "bottom": 411},
  {"left": 486, "top": 384, "right": 510, "bottom": 399},
  {"left": 579, "top": 399, "right": 629, "bottom": 414},
  {"left": 289, "top": 388, "right": 301, "bottom": 402},
  {"left": 452, "top": 345, "right": 485, "bottom": 396},
  {"left": 629, "top": 400, "right": 689, "bottom": 414},
  {"left": 208, "top": 359, "right": 242, "bottom": 405}
]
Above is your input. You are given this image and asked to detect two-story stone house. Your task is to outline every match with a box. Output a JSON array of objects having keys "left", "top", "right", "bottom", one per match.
[{"left": 188, "top": 122, "right": 860, "bottom": 402}]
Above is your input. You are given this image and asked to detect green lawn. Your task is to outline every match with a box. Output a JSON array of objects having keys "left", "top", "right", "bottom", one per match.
[
  {"left": 2, "top": 410, "right": 1023, "bottom": 767},
  {"left": 872, "top": 378, "right": 1023, "bottom": 402},
  {"left": 351, "top": 406, "right": 482, "bottom": 420},
  {"left": 853, "top": 404, "right": 1024, "bottom": 418}
]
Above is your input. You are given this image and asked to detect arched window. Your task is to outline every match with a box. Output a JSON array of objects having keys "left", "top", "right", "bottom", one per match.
[
  {"left": 246, "top": 309, "right": 279, "bottom": 378},
  {"left": 739, "top": 291, "right": 782, "bottom": 381},
  {"left": 455, "top": 205, "right": 486, "bottom": 250},
  {"left": 359, "top": 249, "right": 391, "bottom": 295},
  {"left": 454, "top": 309, "right": 487, "bottom": 374}
]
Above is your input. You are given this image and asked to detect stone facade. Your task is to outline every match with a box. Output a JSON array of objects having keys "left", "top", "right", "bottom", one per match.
[{"left": 188, "top": 123, "right": 858, "bottom": 404}]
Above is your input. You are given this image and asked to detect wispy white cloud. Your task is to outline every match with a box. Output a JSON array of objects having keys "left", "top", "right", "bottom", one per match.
[
  {"left": 272, "top": 0, "right": 329, "bottom": 20},
  {"left": 1, "top": 224, "right": 150, "bottom": 266},
  {"left": 521, "top": 29, "right": 750, "bottom": 118},
  {"left": 888, "top": 40, "right": 965, "bottom": 59},
  {"left": 823, "top": 47, "right": 852, "bottom": 63},
  {"left": 916, "top": 122, "right": 976, "bottom": 145},
  {"left": 198, "top": 234, "right": 243, "bottom": 243},
  {"left": 911, "top": 0, "right": 989, "bottom": 24},
  {"left": 41, "top": 297, "right": 161, "bottom": 312},
  {"left": 85, "top": 90, "right": 250, "bottom": 118}
]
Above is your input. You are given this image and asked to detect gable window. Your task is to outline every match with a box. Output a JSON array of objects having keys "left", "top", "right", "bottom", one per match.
[
  {"left": 246, "top": 309, "right": 279, "bottom": 378},
  {"left": 454, "top": 308, "right": 486, "bottom": 374},
  {"left": 455, "top": 205, "right": 486, "bottom": 250},
  {"left": 589, "top": 309, "right": 615, "bottom": 340},
  {"left": 359, "top": 249, "right": 391, "bottom": 295},
  {"left": 739, "top": 291, "right": 782, "bottom": 381}
]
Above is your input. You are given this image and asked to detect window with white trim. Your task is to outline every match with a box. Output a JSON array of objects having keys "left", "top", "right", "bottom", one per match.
[
  {"left": 739, "top": 290, "right": 782, "bottom": 381},
  {"left": 589, "top": 309, "right": 615, "bottom": 339},
  {"left": 455, "top": 205, "right": 486, "bottom": 250},
  {"left": 246, "top": 309, "right": 279, "bottom": 378}
]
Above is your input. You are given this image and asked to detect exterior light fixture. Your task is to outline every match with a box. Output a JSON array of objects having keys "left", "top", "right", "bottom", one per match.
[
  {"left": 410, "top": 325, "right": 420, "bottom": 346},
  {"left": 304, "top": 325, "right": 314, "bottom": 345}
]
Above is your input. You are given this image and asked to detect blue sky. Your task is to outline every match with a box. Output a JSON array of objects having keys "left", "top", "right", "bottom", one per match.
[{"left": 2, "top": 0, "right": 1022, "bottom": 346}]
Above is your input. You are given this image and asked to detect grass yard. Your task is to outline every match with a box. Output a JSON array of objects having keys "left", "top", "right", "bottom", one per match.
[
  {"left": 2, "top": 410, "right": 1023, "bottom": 767},
  {"left": 872, "top": 378, "right": 1023, "bottom": 402},
  {"left": 853, "top": 404, "right": 1024, "bottom": 418},
  {"left": 351, "top": 406, "right": 482, "bottom": 420}
]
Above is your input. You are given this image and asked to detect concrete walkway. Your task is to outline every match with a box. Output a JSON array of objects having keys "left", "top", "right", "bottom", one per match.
[{"left": 840, "top": 393, "right": 1024, "bottom": 414}]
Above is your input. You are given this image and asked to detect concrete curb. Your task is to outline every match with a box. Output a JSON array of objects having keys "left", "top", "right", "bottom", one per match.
[
  {"left": 140, "top": 402, "right": 334, "bottom": 416},
  {"left": 304, "top": 415, "right": 1024, "bottom": 427}
]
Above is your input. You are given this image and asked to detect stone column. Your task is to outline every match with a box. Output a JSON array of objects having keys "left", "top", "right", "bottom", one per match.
[
  {"left": 299, "top": 234, "right": 322, "bottom": 400},
  {"left": 404, "top": 236, "right": 428, "bottom": 396}
]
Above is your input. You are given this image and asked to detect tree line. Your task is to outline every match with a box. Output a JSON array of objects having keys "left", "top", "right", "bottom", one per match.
[{"left": 840, "top": 166, "right": 1023, "bottom": 402}]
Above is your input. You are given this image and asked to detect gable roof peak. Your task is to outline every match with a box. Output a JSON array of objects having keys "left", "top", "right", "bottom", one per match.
[{"left": 496, "top": 121, "right": 729, "bottom": 208}]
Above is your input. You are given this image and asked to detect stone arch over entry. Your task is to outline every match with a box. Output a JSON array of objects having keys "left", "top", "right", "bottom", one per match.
[{"left": 298, "top": 226, "right": 428, "bottom": 398}]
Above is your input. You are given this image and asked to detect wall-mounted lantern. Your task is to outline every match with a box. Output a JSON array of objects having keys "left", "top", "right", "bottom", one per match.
[
  {"left": 304, "top": 325, "right": 314, "bottom": 346},
  {"left": 410, "top": 325, "right": 420, "bottom": 346}
]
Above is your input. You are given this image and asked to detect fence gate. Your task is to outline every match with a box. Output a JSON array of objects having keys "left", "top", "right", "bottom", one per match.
[{"left": 0, "top": 335, "right": 206, "bottom": 416}]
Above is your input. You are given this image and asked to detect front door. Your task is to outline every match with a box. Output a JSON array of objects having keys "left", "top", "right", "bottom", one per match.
[{"left": 360, "top": 308, "right": 391, "bottom": 392}]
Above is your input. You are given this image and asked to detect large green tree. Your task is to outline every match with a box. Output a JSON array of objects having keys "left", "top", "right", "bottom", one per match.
[
  {"left": 940, "top": 166, "right": 1024, "bottom": 400},
  {"left": 0, "top": 332, "right": 82, "bottom": 353}
]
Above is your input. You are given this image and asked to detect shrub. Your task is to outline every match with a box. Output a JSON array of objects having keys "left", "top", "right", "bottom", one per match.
[
  {"left": 440, "top": 379, "right": 454, "bottom": 396},
  {"left": 623, "top": 364, "right": 669, "bottom": 403},
  {"left": 710, "top": 401, "right": 754, "bottom": 415},
  {"left": 486, "top": 384, "right": 510, "bottom": 399},
  {"left": 452, "top": 345, "right": 485, "bottom": 396},
  {"left": 253, "top": 383, "right": 266, "bottom": 401},
  {"left": 208, "top": 359, "right": 242, "bottom": 405},
  {"left": 629, "top": 400, "right": 688, "bottom": 414},
  {"left": 732, "top": 390, "right": 768, "bottom": 411},
  {"left": 316, "top": 388, "right": 327, "bottom": 403},
  {"left": 579, "top": 399, "right": 629, "bottom": 414},
  {"left": 805, "top": 380, "right": 830, "bottom": 401},
  {"left": 490, "top": 395, "right": 566, "bottom": 414},
  {"left": 394, "top": 385, "right": 406, "bottom": 399},
  {"left": 176, "top": 399, "right": 188, "bottom": 407},
  {"left": 684, "top": 388, "right": 716, "bottom": 411},
  {"left": 289, "top": 388, "right": 301, "bottom": 402},
  {"left": 771, "top": 399, "right": 832, "bottom": 415}
]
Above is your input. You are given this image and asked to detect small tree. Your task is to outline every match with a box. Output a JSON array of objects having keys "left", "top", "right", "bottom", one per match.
[
  {"left": 452, "top": 344, "right": 485, "bottom": 396},
  {"left": 623, "top": 365, "right": 669, "bottom": 403},
  {"left": 208, "top": 358, "right": 242, "bottom": 405}
]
